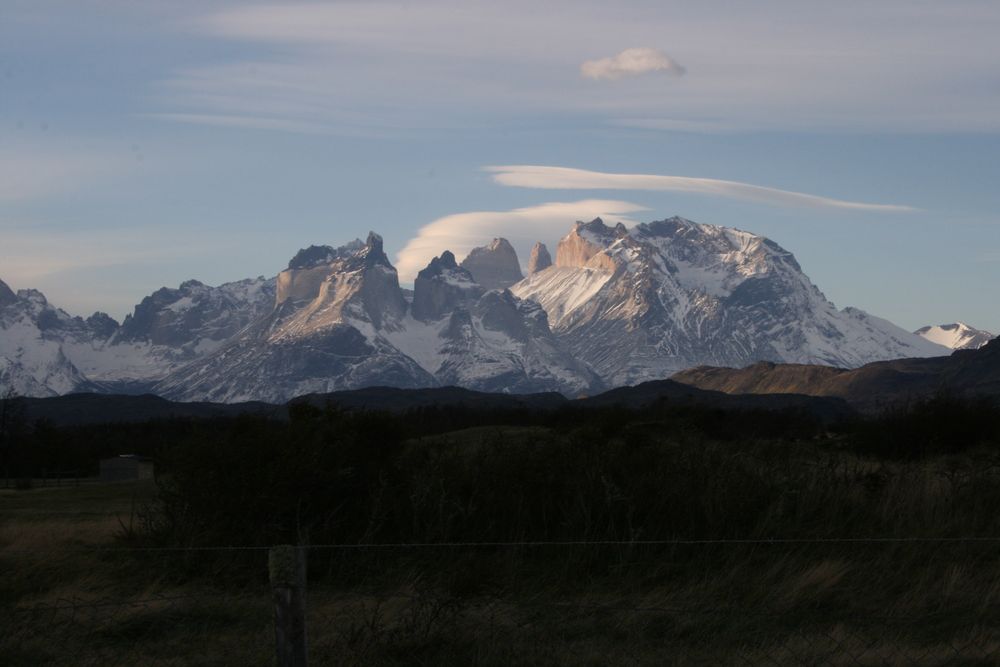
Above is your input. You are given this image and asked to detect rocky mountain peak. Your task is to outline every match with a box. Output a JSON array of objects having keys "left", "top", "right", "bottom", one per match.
[
  {"left": 555, "top": 219, "right": 625, "bottom": 271},
  {"left": 288, "top": 245, "right": 335, "bottom": 270},
  {"left": 516, "top": 215, "right": 948, "bottom": 387},
  {"left": 358, "top": 232, "right": 395, "bottom": 270},
  {"left": 86, "top": 312, "right": 120, "bottom": 340},
  {"left": 17, "top": 288, "right": 50, "bottom": 309},
  {"left": 416, "top": 250, "right": 465, "bottom": 279},
  {"left": 274, "top": 232, "right": 406, "bottom": 335},
  {"left": 287, "top": 239, "right": 366, "bottom": 271},
  {"left": 460, "top": 237, "right": 523, "bottom": 291},
  {"left": 116, "top": 276, "right": 276, "bottom": 348},
  {"left": 527, "top": 242, "right": 552, "bottom": 275},
  {"left": 278, "top": 238, "right": 370, "bottom": 305},
  {"left": 359, "top": 231, "right": 380, "bottom": 257},
  {"left": 474, "top": 289, "right": 540, "bottom": 343},
  {"left": 412, "top": 251, "right": 483, "bottom": 321},
  {"left": 621, "top": 218, "right": 808, "bottom": 298},
  {"left": 0, "top": 278, "right": 16, "bottom": 308}
]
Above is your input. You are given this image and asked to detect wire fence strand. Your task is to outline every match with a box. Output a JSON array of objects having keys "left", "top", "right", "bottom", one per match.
[{"left": 8, "top": 534, "right": 1000, "bottom": 555}]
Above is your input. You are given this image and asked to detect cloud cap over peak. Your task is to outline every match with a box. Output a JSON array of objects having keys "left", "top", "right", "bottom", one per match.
[
  {"left": 581, "top": 47, "right": 685, "bottom": 81},
  {"left": 394, "top": 199, "right": 648, "bottom": 282},
  {"left": 486, "top": 165, "right": 917, "bottom": 213}
]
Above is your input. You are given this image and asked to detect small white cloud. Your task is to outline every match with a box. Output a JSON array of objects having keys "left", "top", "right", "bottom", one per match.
[
  {"left": 395, "top": 199, "right": 648, "bottom": 282},
  {"left": 486, "top": 165, "right": 917, "bottom": 213},
  {"left": 581, "top": 47, "right": 685, "bottom": 81}
]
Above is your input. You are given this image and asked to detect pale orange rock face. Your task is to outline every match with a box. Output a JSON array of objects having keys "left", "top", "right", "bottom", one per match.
[
  {"left": 555, "top": 223, "right": 622, "bottom": 272},
  {"left": 526, "top": 242, "right": 552, "bottom": 275},
  {"left": 276, "top": 265, "right": 330, "bottom": 305},
  {"left": 459, "top": 238, "right": 523, "bottom": 291}
]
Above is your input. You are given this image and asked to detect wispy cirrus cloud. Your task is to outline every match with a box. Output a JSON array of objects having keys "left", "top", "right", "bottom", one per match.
[
  {"left": 581, "top": 48, "right": 685, "bottom": 81},
  {"left": 486, "top": 165, "right": 917, "bottom": 213},
  {"left": 395, "top": 199, "right": 648, "bottom": 281},
  {"left": 147, "top": 113, "right": 337, "bottom": 135}
]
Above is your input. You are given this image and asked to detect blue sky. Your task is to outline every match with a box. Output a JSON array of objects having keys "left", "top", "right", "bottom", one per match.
[{"left": 1, "top": 0, "right": 998, "bottom": 332}]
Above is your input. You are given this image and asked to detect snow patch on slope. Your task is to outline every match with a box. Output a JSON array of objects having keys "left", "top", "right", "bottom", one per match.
[
  {"left": 383, "top": 315, "right": 448, "bottom": 375},
  {"left": 511, "top": 267, "right": 613, "bottom": 327}
]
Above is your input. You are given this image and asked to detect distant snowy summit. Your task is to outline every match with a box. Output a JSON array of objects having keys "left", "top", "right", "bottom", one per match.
[
  {"left": 915, "top": 322, "right": 995, "bottom": 350},
  {"left": 0, "top": 216, "right": 952, "bottom": 401},
  {"left": 0, "top": 275, "right": 274, "bottom": 397}
]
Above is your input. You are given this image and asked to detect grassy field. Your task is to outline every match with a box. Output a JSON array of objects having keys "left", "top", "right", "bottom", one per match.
[
  {"left": 5, "top": 419, "right": 1000, "bottom": 665},
  {"left": 1, "top": 480, "right": 273, "bottom": 665},
  {"left": 1, "top": 481, "right": 156, "bottom": 600}
]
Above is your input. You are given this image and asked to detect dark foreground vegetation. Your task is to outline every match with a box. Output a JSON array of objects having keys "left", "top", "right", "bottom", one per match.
[{"left": 4, "top": 394, "right": 1000, "bottom": 664}]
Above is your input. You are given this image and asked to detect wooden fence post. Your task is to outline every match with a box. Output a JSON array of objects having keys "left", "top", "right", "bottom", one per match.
[{"left": 269, "top": 545, "right": 308, "bottom": 667}]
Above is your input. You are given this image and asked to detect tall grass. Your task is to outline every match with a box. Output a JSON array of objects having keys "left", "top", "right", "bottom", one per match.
[{"left": 5, "top": 398, "right": 1000, "bottom": 664}]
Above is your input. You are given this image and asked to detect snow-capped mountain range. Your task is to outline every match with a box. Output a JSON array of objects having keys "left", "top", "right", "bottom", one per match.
[
  {"left": 0, "top": 216, "right": 963, "bottom": 402},
  {"left": 512, "top": 218, "right": 950, "bottom": 387},
  {"left": 914, "top": 322, "right": 995, "bottom": 350},
  {"left": 0, "top": 274, "right": 275, "bottom": 398}
]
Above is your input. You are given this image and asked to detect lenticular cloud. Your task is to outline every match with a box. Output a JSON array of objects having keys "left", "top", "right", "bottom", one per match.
[
  {"left": 394, "top": 199, "right": 648, "bottom": 282},
  {"left": 486, "top": 165, "right": 917, "bottom": 213}
]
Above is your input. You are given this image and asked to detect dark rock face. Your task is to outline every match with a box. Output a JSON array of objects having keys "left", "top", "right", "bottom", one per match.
[
  {"left": 527, "top": 242, "right": 552, "bottom": 275},
  {"left": 287, "top": 240, "right": 365, "bottom": 270},
  {"left": 475, "top": 289, "right": 535, "bottom": 343},
  {"left": 85, "top": 312, "right": 120, "bottom": 340},
  {"left": 0, "top": 279, "right": 16, "bottom": 308},
  {"left": 411, "top": 251, "right": 483, "bottom": 321},
  {"left": 460, "top": 238, "right": 523, "bottom": 291}
]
